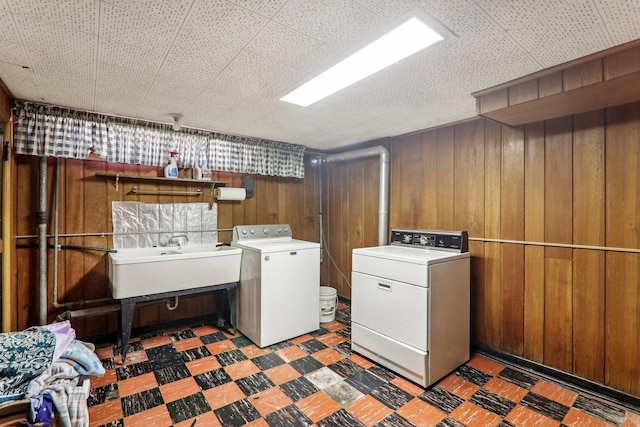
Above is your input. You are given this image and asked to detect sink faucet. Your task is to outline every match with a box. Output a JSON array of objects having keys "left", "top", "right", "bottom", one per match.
[{"left": 161, "top": 234, "right": 189, "bottom": 247}]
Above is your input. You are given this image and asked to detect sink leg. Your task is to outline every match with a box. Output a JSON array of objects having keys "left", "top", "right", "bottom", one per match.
[
  {"left": 227, "top": 286, "right": 237, "bottom": 336},
  {"left": 120, "top": 300, "right": 136, "bottom": 364}
]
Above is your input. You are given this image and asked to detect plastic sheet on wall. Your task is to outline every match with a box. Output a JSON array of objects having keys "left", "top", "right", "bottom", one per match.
[{"left": 111, "top": 201, "right": 218, "bottom": 249}]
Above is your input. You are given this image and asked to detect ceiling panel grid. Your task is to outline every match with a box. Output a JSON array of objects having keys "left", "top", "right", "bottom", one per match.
[{"left": 1, "top": 0, "right": 640, "bottom": 149}]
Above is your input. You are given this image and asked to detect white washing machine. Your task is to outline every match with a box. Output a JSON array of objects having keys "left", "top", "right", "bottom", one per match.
[
  {"left": 231, "top": 224, "right": 320, "bottom": 347},
  {"left": 351, "top": 229, "right": 470, "bottom": 387}
]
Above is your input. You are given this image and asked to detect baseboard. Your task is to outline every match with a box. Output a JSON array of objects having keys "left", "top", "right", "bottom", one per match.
[{"left": 474, "top": 344, "right": 640, "bottom": 412}]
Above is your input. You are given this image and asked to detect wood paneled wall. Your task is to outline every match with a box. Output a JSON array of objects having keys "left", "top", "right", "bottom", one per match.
[
  {"left": 11, "top": 103, "right": 640, "bottom": 396},
  {"left": 320, "top": 103, "right": 640, "bottom": 397},
  {"left": 12, "top": 156, "right": 318, "bottom": 338}
]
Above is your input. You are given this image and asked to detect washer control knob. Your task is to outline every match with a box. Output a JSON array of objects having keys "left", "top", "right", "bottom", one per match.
[
  {"left": 284, "top": 227, "right": 289, "bottom": 232},
  {"left": 276, "top": 228, "right": 282, "bottom": 233},
  {"left": 263, "top": 228, "right": 269, "bottom": 234},
  {"left": 250, "top": 229, "right": 255, "bottom": 234}
]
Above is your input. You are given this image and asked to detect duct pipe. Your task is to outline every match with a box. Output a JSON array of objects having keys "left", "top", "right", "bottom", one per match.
[
  {"left": 317, "top": 158, "right": 324, "bottom": 263},
  {"left": 325, "top": 146, "right": 389, "bottom": 246},
  {"left": 37, "top": 156, "right": 48, "bottom": 325}
]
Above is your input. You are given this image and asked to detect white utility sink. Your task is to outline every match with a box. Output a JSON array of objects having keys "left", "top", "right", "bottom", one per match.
[{"left": 108, "top": 244, "right": 242, "bottom": 299}]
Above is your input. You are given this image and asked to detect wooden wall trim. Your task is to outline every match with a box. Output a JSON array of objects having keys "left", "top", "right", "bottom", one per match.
[
  {"left": 0, "top": 86, "right": 11, "bottom": 123},
  {"left": 472, "top": 38, "right": 640, "bottom": 97},
  {"left": 469, "top": 236, "right": 640, "bottom": 253},
  {"left": 473, "top": 40, "right": 640, "bottom": 126},
  {"left": 479, "top": 71, "right": 640, "bottom": 126}
]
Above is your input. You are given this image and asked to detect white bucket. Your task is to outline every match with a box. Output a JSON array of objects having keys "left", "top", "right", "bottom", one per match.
[{"left": 319, "top": 286, "right": 338, "bottom": 323}]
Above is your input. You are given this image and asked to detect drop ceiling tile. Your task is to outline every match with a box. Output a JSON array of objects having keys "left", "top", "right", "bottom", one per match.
[
  {"left": 477, "top": 0, "right": 577, "bottom": 31},
  {"left": 136, "top": 93, "right": 193, "bottom": 125},
  {"left": 160, "top": 29, "right": 238, "bottom": 87},
  {"left": 99, "top": 1, "right": 178, "bottom": 51},
  {"left": 95, "top": 62, "right": 155, "bottom": 115},
  {"left": 353, "top": 0, "right": 385, "bottom": 9},
  {"left": 183, "top": 83, "right": 248, "bottom": 124},
  {"left": 0, "top": 41, "right": 31, "bottom": 68},
  {"left": 368, "top": 0, "right": 415, "bottom": 20},
  {"left": 441, "top": 3, "right": 504, "bottom": 38},
  {"left": 94, "top": 74, "right": 149, "bottom": 118},
  {"left": 182, "top": 0, "right": 268, "bottom": 48},
  {"left": 227, "top": 0, "right": 289, "bottom": 18},
  {"left": 144, "top": 74, "right": 207, "bottom": 104},
  {"left": 290, "top": 10, "right": 392, "bottom": 76},
  {"left": 508, "top": 0, "right": 613, "bottom": 68},
  {"left": 273, "top": 0, "right": 369, "bottom": 43},
  {"left": 260, "top": 69, "right": 310, "bottom": 100},
  {"left": 0, "top": 7, "right": 22, "bottom": 44},
  {"left": 596, "top": 0, "right": 640, "bottom": 45},
  {"left": 324, "top": 11, "right": 390, "bottom": 52},
  {"left": 408, "top": 0, "right": 475, "bottom": 19},
  {"left": 294, "top": 43, "right": 343, "bottom": 76},
  {"left": 245, "top": 21, "right": 323, "bottom": 67},
  {"left": 14, "top": 13, "right": 97, "bottom": 51},
  {"left": 208, "top": 50, "right": 296, "bottom": 100},
  {"left": 0, "top": 62, "right": 42, "bottom": 100},
  {"left": 40, "top": 75, "right": 94, "bottom": 110},
  {"left": 93, "top": 96, "right": 142, "bottom": 118},
  {"left": 97, "top": 37, "right": 166, "bottom": 76},
  {"left": 7, "top": 0, "right": 98, "bottom": 34},
  {"left": 107, "top": 0, "right": 193, "bottom": 26},
  {"left": 22, "top": 27, "right": 96, "bottom": 81},
  {"left": 442, "top": 31, "right": 540, "bottom": 86},
  {"left": 223, "top": 90, "right": 285, "bottom": 121},
  {"left": 255, "top": 108, "right": 324, "bottom": 144}
]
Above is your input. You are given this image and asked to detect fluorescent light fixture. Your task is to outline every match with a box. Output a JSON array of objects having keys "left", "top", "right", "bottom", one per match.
[{"left": 280, "top": 17, "right": 444, "bottom": 107}]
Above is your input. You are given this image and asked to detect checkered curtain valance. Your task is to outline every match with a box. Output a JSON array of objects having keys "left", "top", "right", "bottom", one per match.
[{"left": 13, "top": 101, "right": 305, "bottom": 178}]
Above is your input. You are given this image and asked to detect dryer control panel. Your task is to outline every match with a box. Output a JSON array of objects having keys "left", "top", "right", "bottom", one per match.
[
  {"left": 390, "top": 229, "right": 468, "bottom": 253},
  {"left": 233, "top": 224, "right": 292, "bottom": 241}
]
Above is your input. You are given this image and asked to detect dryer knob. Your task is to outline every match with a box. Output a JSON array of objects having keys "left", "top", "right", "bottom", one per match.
[
  {"left": 250, "top": 229, "right": 255, "bottom": 234},
  {"left": 242, "top": 229, "right": 247, "bottom": 235},
  {"left": 263, "top": 228, "right": 269, "bottom": 234}
]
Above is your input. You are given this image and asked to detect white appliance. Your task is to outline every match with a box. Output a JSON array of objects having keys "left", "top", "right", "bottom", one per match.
[
  {"left": 232, "top": 224, "right": 320, "bottom": 347},
  {"left": 351, "top": 229, "right": 470, "bottom": 387}
]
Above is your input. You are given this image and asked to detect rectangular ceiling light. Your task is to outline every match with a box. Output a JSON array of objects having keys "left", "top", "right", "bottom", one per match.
[{"left": 280, "top": 16, "right": 444, "bottom": 107}]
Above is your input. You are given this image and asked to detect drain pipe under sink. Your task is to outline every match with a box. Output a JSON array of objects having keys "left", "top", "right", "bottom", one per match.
[
  {"left": 325, "top": 146, "right": 389, "bottom": 246},
  {"left": 37, "top": 156, "right": 48, "bottom": 325}
]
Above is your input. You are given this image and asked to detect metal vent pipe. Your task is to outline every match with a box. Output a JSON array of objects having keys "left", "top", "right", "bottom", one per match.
[
  {"left": 37, "top": 156, "right": 48, "bottom": 325},
  {"left": 325, "top": 146, "right": 389, "bottom": 246}
]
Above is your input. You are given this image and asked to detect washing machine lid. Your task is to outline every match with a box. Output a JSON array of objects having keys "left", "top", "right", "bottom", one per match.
[
  {"left": 353, "top": 245, "right": 469, "bottom": 265},
  {"left": 232, "top": 237, "right": 320, "bottom": 253}
]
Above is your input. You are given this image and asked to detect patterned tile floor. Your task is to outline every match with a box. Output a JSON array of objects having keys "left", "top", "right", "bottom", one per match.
[{"left": 88, "top": 303, "right": 640, "bottom": 426}]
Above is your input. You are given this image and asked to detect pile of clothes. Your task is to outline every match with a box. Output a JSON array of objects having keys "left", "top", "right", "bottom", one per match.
[{"left": 0, "top": 321, "right": 104, "bottom": 427}]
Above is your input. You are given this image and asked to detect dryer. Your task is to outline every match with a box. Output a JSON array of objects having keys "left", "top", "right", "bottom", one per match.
[
  {"left": 232, "top": 224, "right": 320, "bottom": 347},
  {"left": 351, "top": 229, "right": 470, "bottom": 387}
]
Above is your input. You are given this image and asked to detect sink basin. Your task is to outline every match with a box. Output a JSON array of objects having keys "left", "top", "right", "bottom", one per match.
[{"left": 108, "top": 244, "right": 242, "bottom": 299}]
